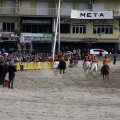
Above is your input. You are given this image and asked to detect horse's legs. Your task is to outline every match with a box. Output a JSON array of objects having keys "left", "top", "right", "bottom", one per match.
[
  {"left": 63, "top": 69, "right": 65, "bottom": 74},
  {"left": 107, "top": 74, "right": 109, "bottom": 79},
  {"left": 93, "top": 71, "right": 96, "bottom": 77},
  {"left": 103, "top": 74, "right": 104, "bottom": 80},
  {"left": 60, "top": 69, "right": 62, "bottom": 74}
]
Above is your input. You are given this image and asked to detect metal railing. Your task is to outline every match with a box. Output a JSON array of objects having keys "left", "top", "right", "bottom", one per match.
[{"left": 0, "top": 7, "right": 120, "bottom": 16}]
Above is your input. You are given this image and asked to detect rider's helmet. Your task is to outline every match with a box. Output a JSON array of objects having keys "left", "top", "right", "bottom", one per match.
[{"left": 61, "top": 56, "right": 64, "bottom": 60}]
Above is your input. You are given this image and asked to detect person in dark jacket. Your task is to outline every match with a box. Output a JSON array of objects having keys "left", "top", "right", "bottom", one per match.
[
  {"left": 0, "top": 62, "right": 4, "bottom": 85},
  {"left": 2, "top": 62, "right": 8, "bottom": 87},
  {"left": 8, "top": 62, "right": 16, "bottom": 89},
  {"left": 113, "top": 52, "right": 118, "bottom": 65}
]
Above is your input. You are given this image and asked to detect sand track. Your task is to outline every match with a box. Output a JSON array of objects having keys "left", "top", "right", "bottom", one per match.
[{"left": 0, "top": 61, "right": 120, "bottom": 120}]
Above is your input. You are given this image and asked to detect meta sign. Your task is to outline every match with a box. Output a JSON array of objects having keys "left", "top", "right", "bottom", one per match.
[{"left": 71, "top": 10, "right": 113, "bottom": 19}]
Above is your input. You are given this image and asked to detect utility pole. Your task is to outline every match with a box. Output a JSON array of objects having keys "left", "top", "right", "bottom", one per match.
[
  {"left": 52, "top": 0, "right": 60, "bottom": 63},
  {"left": 58, "top": 0, "right": 61, "bottom": 54}
]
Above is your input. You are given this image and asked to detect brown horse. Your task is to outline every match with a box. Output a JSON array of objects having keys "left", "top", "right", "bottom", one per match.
[
  {"left": 58, "top": 60, "right": 66, "bottom": 75},
  {"left": 101, "top": 65, "right": 109, "bottom": 80}
]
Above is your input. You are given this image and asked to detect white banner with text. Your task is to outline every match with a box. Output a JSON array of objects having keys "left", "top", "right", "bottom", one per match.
[{"left": 71, "top": 10, "right": 113, "bottom": 19}]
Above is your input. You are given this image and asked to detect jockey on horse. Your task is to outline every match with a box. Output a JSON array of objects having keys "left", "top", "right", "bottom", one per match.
[
  {"left": 83, "top": 52, "right": 92, "bottom": 68},
  {"left": 90, "top": 54, "right": 98, "bottom": 76},
  {"left": 91, "top": 54, "right": 98, "bottom": 66},
  {"left": 101, "top": 56, "right": 110, "bottom": 74},
  {"left": 58, "top": 56, "right": 66, "bottom": 74}
]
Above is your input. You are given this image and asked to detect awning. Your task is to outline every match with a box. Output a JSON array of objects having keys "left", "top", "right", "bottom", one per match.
[{"left": 59, "top": 38, "right": 119, "bottom": 43}]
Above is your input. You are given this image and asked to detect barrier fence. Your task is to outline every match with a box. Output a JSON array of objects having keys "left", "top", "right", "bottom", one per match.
[{"left": 15, "top": 61, "right": 70, "bottom": 71}]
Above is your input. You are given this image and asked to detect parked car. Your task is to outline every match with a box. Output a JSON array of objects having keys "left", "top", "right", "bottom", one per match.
[
  {"left": 90, "top": 49, "right": 108, "bottom": 56},
  {"left": 67, "top": 51, "right": 73, "bottom": 55}
]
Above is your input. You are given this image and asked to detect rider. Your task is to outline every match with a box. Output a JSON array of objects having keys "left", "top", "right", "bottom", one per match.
[
  {"left": 60, "top": 56, "right": 65, "bottom": 61},
  {"left": 83, "top": 52, "right": 91, "bottom": 67},
  {"left": 101, "top": 56, "right": 110, "bottom": 74},
  {"left": 91, "top": 54, "right": 98, "bottom": 65}
]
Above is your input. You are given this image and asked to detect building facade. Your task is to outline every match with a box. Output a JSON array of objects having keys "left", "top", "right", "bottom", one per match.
[{"left": 0, "top": 0, "right": 120, "bottom": 53}]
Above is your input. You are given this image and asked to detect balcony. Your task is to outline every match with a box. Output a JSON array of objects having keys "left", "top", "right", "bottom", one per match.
[{"left": 0, "top": 7, "right": 120, "bottom": 17}]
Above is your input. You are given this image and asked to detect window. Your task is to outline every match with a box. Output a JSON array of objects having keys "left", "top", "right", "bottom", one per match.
[
  {"left": 6, "top": 1, "right": 15, "bottom": 7},
  {"left": 93, "top": 25, "right": 113, "bottom": 34},
  {"left": 93, "top": 3, "right": 105, "bottom": 11},
  {"left": 3, "top": 22, "right": 15, "bottom": 32},
  {"left": 36, "top": 2, "right": 48, "bottom": 15},
  {"left": 22, "top": 2, "right": 30, "bottom": 8},
  {"left": 21, "top": 25, "right": 52, "bottom": 33},
  {"left": 61, "top": 2, "right": 73, "bottom": 15},
  {"left": 79, "top": 3, "right": 88, "bottom": 11},
  {"left": 73, "top": 25, "right": 86, "bottom": 34},
  {"left": 60, "top": 24, "right": 70, "bottom": 33}
]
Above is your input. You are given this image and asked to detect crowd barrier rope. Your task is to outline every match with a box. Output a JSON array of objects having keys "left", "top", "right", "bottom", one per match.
[{"left": 15, "top": 61, "right": 70, "bottom": 71}]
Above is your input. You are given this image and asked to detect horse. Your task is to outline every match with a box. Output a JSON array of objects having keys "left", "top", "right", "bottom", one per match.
[
  {"left": 90, "top": 62, "right": 98, "bottom": 77},
  {"left": 58, "top": 60, "right": 66, "bottom": 75},
  {"left": 101, "top": 65, "right": 109, "bottom": 80},
  {"left": 52, "top": 61, "right": 59, "bottom": 74},
  {"left": 83, "top": 61, "right": 91, "bottom": 75}
]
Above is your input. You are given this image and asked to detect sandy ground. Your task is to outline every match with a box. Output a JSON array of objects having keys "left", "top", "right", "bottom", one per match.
[{"left": 0, "top": 60, "right": 120, "bottom": 120}]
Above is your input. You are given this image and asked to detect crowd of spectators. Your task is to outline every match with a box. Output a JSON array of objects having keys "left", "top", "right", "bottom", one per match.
[{"left": 0, "top": 46, "right": 118, "bottom": 89}]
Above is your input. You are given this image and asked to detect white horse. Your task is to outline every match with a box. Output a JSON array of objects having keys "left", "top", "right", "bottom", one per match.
[
  {"left": 83, "top": 61, "right": 91, "bottom": 75},
  {"left": 90, "top": 62, "right": 98, "bottom": 77},
  {"left": 52, "top": 61, "right": 59, "bottom": 74}
]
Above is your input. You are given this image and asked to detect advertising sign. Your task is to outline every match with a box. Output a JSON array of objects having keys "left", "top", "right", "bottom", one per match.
[
  {"left": 113, "top": 20, "right": 119, "bottom": 36},
  {"left": 20, "top": 33, "right": 53, "bottom": 43},
  {"left": 0, "top": 33, "right": 19, "bottom": 41},
  {"left": 71, "top": 10, "right": 113, "bottom": 19}
]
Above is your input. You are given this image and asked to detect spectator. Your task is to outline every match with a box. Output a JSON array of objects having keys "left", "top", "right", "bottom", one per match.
[
  {"left": 8, "top": 61, "right": 17, "bottom": 89},
  {"left": 77, "top": 48, "right": 81, "bottom": 59},
  {"left": 111, "top": 48, "right": 114, "bottom": 54},
  {"left": 0, "top": 62, "right": 4, "bottom": 85},
  {"left": 73, "top": 48, "right": 77, "bottom": 57},
  {"left": 113, "top": 52, "right": 118, "bottom": 65},
  {"left": 3, "top": 62, "right": 9, "bottom": 87},
  {"left": 108, "top": 48, "right": 111, "bottom": 54},
  {"left": 65, "top": 46, "right": 68, "bottom": 53},
  {"left": 62, "top": 47, "right": 64, "bottom": 54},
  {"left": 99, "top": 49, "right": 103, "bottom": 56},
  {"left": 1, "top": 47, "right": 6, "bottom": 54},
  {"left": 80, "top": 49, "right": 84, "bottom": 60}
]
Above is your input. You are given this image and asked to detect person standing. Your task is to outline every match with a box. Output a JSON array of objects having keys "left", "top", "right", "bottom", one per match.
[
  {"left": 111, "top": 48, "right": 114, "bottom": 54},
  {"left": 113, "top": 52, "right": 118, "bottom": 65},
  {"left": 62, "top": 47, "right": 64, "bottom": 54},
  {"left": 99, "top": 49, "right": 103, "bottom": 56},
  {"left": 65, "top": 46, "right": 68, "bottom": 53},
  {"left": 73, "top": 48, "right": 77, "bottom": 57},
  {"left": 0, "top": 62, "right": 4, "bottom": 85},
  {"left": 8, "top": 62, "right": 17, "bottom": 89},
  {"left": 77, "top": 48, "right": 81, "bottom": 59},
  {"left": 108, "top": 48, "right": 111, "bottom": 54}
]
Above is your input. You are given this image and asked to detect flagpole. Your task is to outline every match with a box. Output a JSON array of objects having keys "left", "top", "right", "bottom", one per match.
[
  {"left": 52, "top": 0, "right": 60, "bottom": 63},
  {"left": 58, "top": 0, "right": 61, "bottom": 54}
]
